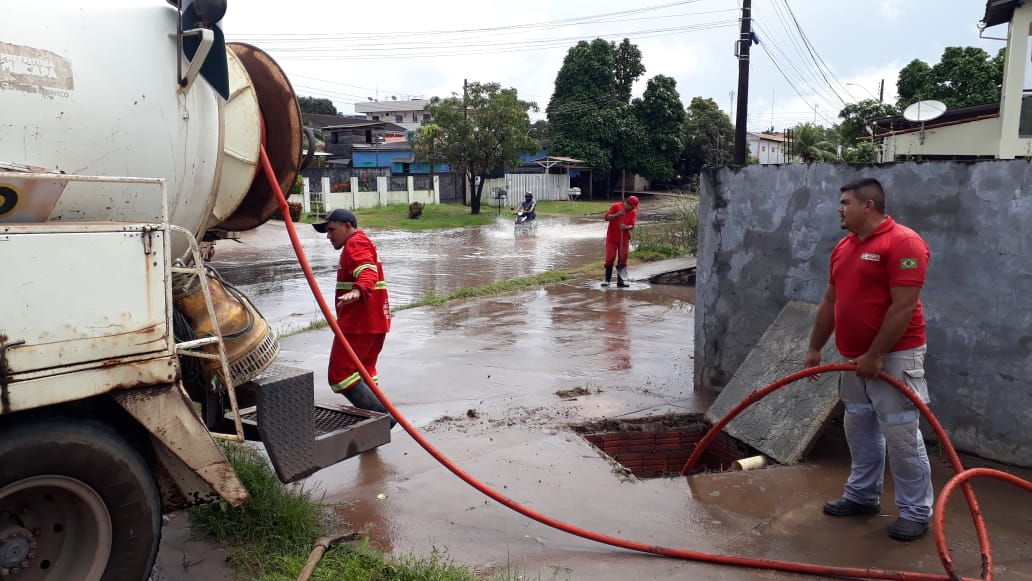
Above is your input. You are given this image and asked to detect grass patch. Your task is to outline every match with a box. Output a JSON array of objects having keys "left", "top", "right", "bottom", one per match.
[
  {"left": 399, "top": 271, "right": 574, "bottom": 310},
  {"left": 274, "top": 272, "right": 577, "bottom": 331},
  {"left": 189, "top": 443, "right": 539, "bottom": 580},
  {"left": 630, "top": 242, "right": 685, "bottom": 262},
  {"left": 278, "top": 316, "right": 330, "bottom": 338},
  {"left": 189, "top": 443, "right": 324, "bottom": 579},
  {"left": 534, "top": 200, "right": 613, "bottom": 216},
  {"left": 307, "top": 204, "right": 498, "bottom": 231}
]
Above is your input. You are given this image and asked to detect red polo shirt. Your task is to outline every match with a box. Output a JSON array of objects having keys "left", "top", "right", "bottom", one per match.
[{"left": 830, "top": 216, "right": 929, "bottom": 358}]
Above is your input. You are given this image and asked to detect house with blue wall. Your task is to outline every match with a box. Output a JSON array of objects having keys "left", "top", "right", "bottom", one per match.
[{"left": 351, "top": 142, "right": 449, "bottom": 174}]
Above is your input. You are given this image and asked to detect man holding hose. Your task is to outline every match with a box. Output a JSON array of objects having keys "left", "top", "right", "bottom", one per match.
[{"left": 805, "top": 178, "right": 933, "bottom": 542}]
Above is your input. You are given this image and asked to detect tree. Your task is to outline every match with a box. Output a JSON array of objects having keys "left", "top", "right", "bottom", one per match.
[
  {"left": 630, "top": 75, "right": 685, "bottom": 183},
  {"left": 548, "top": 38, "right": 646, "bottom": 194},
  {"left": 790, "top": 122, "right": 836, "bottom": 162},
  {"left": 527, "top": 119, "right": 551, "bottom": 149},
  {"left": 613, "top": 39, "right": 646, "bottom": 103},
  {"left": 413, "top": 82, "right": 538, "bottom": 214},
  {"left": 837, "top": 99, "right": 900, "bottom": 144},
  {"left": 681, "top": 97, "right": 735, "bottom": 173},
  {"left": 841, "top": 141, "right": 877, "bottom": 163},
  {"left": 298, "top": 96, "right": 338, "bottom": 115},
  {"left": 895, "top": 47, "right": 1005, "bottom": 110}
]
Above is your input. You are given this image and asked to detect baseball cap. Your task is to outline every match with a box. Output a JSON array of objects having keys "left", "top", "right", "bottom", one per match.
[
  {"left": 313, "top": 208, "right": 358, "bottom": 233},
  {"left": 626, "top": 196, "right": 639, "bottom": 207}
]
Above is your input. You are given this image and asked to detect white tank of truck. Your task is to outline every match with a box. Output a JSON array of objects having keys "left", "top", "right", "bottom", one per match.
[
  {"left": 0, "top": 3, "right": 392, "bottom": 580},
  {"left": 0, "top": 0, "right": 303, "bottom": 255}
]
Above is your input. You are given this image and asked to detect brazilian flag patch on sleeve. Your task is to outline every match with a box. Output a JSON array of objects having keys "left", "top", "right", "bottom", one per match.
[{"left": 900, "top": 257, "right": 918, "bottom": 269}]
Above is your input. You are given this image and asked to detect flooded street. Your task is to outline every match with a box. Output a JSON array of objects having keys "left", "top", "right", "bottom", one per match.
[{"left": 210, "top": 214, "right": 614, "bottom": 335}]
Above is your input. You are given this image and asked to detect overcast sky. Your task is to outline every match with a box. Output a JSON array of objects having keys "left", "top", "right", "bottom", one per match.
[{"left": 224, "top": 0, "right": 1005, "bottom": 132}]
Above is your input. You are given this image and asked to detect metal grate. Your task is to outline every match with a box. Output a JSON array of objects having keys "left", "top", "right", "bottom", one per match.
[
  {"left": 239, "top": 405, "right": 370, "bottom": 436},
  {"left": 313, "top": 406, "right": 368, "bottom": 436}
]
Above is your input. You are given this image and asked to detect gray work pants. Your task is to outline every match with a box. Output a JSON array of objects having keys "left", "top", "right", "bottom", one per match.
[{"left": 839, "top": 345, "right": 934, "bottom": 522}]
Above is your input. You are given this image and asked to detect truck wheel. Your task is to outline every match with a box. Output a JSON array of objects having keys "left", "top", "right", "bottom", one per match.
[{"left": 0, "top": 419, "right": 161, "bottom": 581}]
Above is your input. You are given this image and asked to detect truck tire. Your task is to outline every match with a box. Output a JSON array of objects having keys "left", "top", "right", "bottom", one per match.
[{"left": 0, "top": 418, "right": 161, "bottom": 581}]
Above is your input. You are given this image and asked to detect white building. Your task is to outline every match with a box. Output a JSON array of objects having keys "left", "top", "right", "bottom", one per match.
[
  {"left": 353, "top": 99, "right": 429, "bottom": 132},
  {"left": 874, "top": 0, "right": 1032, "bottom": 160},
  {"left": 746, "top": 132, "right": 788, "bottom": 164}
]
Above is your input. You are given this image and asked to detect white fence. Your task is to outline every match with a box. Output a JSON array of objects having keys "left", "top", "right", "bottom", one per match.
[
  {"left": 482, "top": 173, "right": 573, "bottom": 202},
  {"left": 290, "top": 175, "right": 441, "bottom": 214}
]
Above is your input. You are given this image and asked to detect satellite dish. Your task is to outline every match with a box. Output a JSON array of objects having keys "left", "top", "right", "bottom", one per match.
[
  {"left": 902, "top": 100, "right": 947, "bottom": 145},
  {"left": 902, "top": 100, "right": 947, "bottom": 122}
]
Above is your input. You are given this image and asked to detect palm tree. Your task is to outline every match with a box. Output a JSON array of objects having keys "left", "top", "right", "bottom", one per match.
[{"left": 790, "top": 123, "right": 836, "bottom": 162}]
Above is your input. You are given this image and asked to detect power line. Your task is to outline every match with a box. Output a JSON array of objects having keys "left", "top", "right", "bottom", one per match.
[
  {"left": 259, "top": 22, "right": 737, "bottom": 60},
  {"left": 232, "top": 1, "right": 711, "bottom": 39}
]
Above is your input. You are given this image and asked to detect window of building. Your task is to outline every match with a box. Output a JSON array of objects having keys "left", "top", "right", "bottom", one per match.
[
  {"left": 372, "top": 115, "right": 380, "bottom": 121},
  {"left": 395, "top": 115, "right": 404, "bottom": 123},
  {"left": 422, "top": 113, "right": 430, "bottom": 120}
]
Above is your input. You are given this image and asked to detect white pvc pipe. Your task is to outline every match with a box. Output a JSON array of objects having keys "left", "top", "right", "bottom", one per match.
[{"left": 731, "top": 455, "right": 769, "bottom": 471}]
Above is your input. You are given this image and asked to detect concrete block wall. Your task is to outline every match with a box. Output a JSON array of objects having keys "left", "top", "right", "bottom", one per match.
[{"left": 695, "top": 160, "right": 1032, "bottom": 466}]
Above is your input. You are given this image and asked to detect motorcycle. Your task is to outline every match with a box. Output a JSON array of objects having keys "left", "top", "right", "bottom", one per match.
[
  {"left": 514, "top": 208, "right": 537, "bottom": 237},
  {"left": 515, "top": 209, "right": 535, "bottom": 225}
]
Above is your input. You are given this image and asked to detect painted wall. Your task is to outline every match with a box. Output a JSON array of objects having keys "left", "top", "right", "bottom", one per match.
[{"left": 695, "top": 160, "right": 1032, "bottom": 466}]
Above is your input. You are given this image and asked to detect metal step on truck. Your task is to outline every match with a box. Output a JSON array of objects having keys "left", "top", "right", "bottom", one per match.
[{"left": 0, "top": 2, "right": 392, "bottom": 580}]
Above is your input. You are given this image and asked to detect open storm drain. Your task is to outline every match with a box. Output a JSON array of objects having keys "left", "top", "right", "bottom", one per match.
[{"left": 573, "top": 413, "right": 762, "bottom": 478}]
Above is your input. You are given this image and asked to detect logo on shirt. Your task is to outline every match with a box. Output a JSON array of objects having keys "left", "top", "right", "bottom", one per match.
[
  {"left": 900, "top": 257, "right": 918, "bottom": 269},
  {"left": 860, "top": 253, "right": 881, "bottom": 262}
]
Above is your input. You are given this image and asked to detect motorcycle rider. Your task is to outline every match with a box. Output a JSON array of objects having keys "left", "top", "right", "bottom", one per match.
[{"left": 516, "top": 192, "right": 537, "bottom": 223}]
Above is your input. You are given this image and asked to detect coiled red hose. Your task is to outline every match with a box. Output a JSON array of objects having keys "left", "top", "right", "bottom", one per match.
[{"left": 260, "top": 147, "right": 1025, "bottom": 581}]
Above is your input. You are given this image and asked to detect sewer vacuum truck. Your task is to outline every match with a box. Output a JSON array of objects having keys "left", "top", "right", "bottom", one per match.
[{"left": 0, "top": 2, "right": 390, "bottom": 579}]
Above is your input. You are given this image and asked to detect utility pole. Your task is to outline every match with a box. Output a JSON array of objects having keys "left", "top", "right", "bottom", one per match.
[
  {"left": 463, "top": 78, "right": 468, "bottom": 119},
  {"left": 733, "top": 0, "right": 752, "bottom": 165},
  {"left": 878, "top": 79, "right": 885, "bottom": 103}
]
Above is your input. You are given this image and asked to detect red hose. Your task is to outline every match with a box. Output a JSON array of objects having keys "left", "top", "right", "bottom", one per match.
[
  {"left": 935, "top": 468, "right": 1032, "bottom": 579},
  {"left": 258, "top": 147, "right": 1025, "bottom": 581},
  {"left": 678, "top": 364, "right": 994, "bottom": 580}
]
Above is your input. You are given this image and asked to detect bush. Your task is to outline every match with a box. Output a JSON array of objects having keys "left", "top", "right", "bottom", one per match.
[
  {"left": 331, "top": 181, "right": 350, "bottom": 193},
  {"left": 630, "top": 192, "right": 699, "bottom": 261},
  {"left": 408, "top": 202, "right": 425, "bottom": 219},
  {"left": 288, "top": 202, "right": 302, "bottom": 222}
]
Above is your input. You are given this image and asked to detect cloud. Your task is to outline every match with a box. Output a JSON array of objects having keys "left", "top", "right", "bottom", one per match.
[{"left": 879, "top": 0, "right": 909, "bottom": 20}]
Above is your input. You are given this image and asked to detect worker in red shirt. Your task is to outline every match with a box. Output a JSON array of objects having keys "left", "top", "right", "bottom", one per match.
[
  {"left": 602, "top": 196, "right": 638, "bottom": 288},
  {"left": 805, "top": 177, "right": 932, "bottom": 542},
  {"left": 314, "top": 209, "right": 395, "bottom": 426}
]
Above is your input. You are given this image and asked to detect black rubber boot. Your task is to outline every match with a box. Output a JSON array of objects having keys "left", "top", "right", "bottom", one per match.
[
  {"left": 602, "top": 266, "right": 613, "bottom": 287},
  {"left": 344, "top": 380, "right": 397, "bottom": 428}
]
